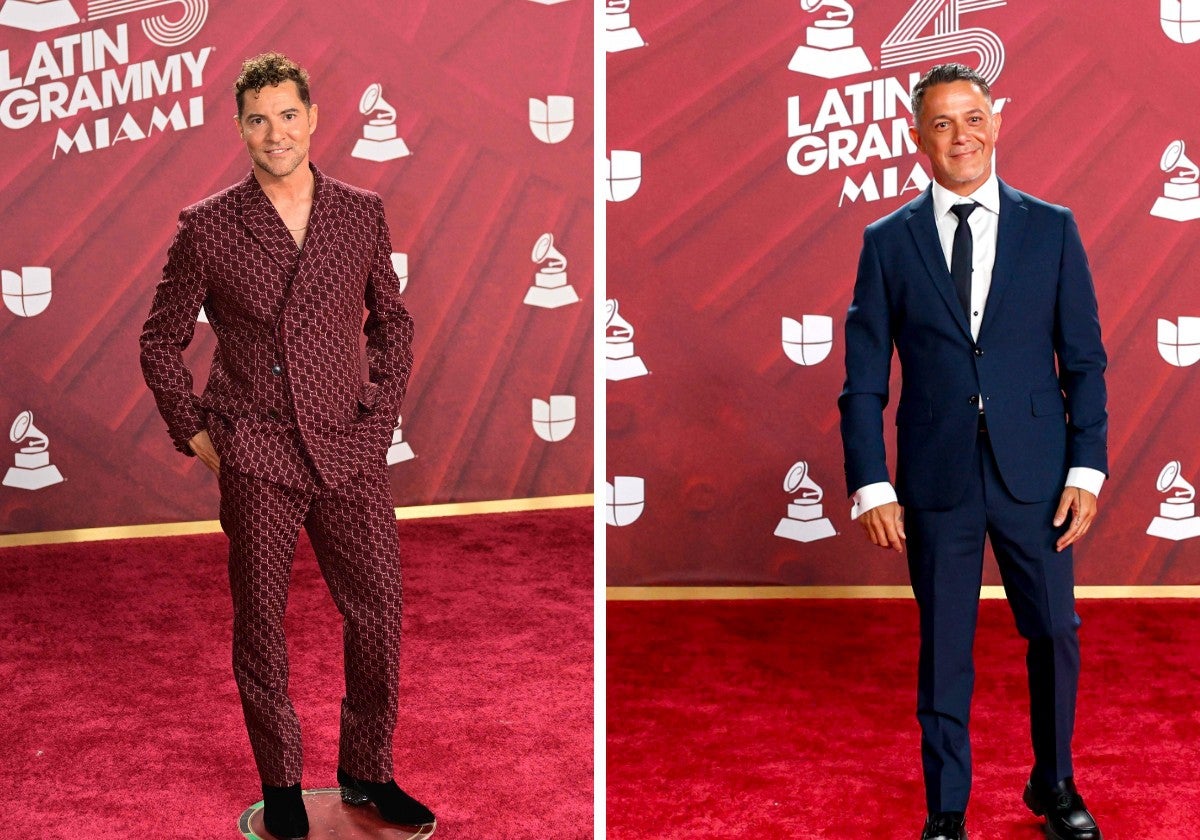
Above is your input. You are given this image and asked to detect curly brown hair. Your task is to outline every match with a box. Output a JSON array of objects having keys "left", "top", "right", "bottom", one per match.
[{"left": 234, "top": 52, "right": 311, "bottom": 117}]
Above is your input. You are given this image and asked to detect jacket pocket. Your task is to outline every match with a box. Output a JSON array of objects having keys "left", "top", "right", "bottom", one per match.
[{"left": 1030, "top": 387, "right": 1065, "bottom": 417}]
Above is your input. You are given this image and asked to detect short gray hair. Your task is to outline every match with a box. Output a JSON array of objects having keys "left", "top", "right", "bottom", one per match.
[{"left": 911, "top": 64, "right": 992, "bottom": 122}]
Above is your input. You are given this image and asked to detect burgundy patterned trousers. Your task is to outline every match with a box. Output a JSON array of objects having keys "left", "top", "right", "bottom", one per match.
[{"left": 218, "top": 461, "right": 402, "bottom": 787}]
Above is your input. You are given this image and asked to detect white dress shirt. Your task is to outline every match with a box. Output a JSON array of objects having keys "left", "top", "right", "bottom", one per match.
[{"left": 851, "top": 174, "right": 1104, "bottom": 519}]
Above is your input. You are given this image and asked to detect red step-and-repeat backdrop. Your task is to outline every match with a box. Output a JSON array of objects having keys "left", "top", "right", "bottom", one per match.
[
  {"left": 0, "top": 0, "right": 592, "bottom": 534},
  {"left": 606, "top": 0, "right": 1200, "bottom": 586}
]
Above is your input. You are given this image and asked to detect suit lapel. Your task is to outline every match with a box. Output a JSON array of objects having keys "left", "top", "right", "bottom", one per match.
[
  {"left": 238, "top": 172, "right": 301, "bottom": 274},
  {"left": 905, "top": 188, "right": 972, "bottom": 339},
  {"left": 286, "top": 165, "right": 333, "bottom": 310},
  {"left": 978, "top": 180, "right": 1028, "bottom": 341}
]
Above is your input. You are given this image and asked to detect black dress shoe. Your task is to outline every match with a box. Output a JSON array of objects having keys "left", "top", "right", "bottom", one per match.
[
  {"left": 1023, "top": 775, "right": 1102, "bottom": 840},
  {"left": 261, "top": 783, "right": 309, "bottom": 840},
  {"left": 921, "top": 811, "right": 967, "bottom": 840},
  {"left": 337, "top": 767, "right": 436, "bottom": 827}
]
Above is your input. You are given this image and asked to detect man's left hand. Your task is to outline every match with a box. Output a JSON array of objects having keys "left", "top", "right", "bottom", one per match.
[{"left": 1053, "top": 486, "right": 1098, "bottom": 552}]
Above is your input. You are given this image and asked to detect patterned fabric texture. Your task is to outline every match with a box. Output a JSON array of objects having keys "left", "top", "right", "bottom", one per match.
[
  {"left": 140, "top": 164, "right": 413, "bottom": 785},
  {"left": 221, "top": 462, "right": 402, "bottom": 786},
  {"left": 139, "top": 163, "right": 414, "bottom": 490}
]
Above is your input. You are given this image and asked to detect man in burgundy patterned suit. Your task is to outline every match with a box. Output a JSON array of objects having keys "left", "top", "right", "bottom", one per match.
[{"left": 140, "top": 53, "right": 434, "bottom": 840}]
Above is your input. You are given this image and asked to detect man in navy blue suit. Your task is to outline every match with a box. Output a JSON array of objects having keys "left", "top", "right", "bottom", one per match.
[{"left": 839, "top": 64, "right": 1107, "bottom": 840}]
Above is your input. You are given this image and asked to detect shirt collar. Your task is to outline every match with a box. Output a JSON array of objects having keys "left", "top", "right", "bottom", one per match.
[{"left": 931, "top": 170, "right": 1000, "bottom": 219}]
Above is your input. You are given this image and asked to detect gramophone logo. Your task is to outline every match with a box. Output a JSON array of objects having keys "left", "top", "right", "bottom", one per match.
[
  {"left": 788, "top": 0, "right": 871, "bottom": 78},
  {"left": 606, "top": 150, "right": 642, "bottom": 202},
  {"left": 606, "top": 475, "right": 645, "bottom": 526},
  {"left": 774, "top": 461, "right": 836, "bottom": 543},
  {"left": 1161, "top": 0, "right": 1200, "bottom": 43},
  {"left": 525, "top": 233, "right": 579, "bottom": 309},
  {"left": 606, "top": 299, "right": 649, "bottom": 381},
  {"left": 782, "top": 315, "right": 833, "bottom": 365},
  {"left": 605, "top": 0, "right": 645, "bottom": 53},
  {"left": 2, "top": 266, "right": 52, "bottom": 317},
  {"left": 1147, "top": 460, "right": 1200, "bottom": 540},
  {"left": 529, "top": 96, "right": 574, "bottom": 144},
  {"left": 1150, "top": 140, "right": 1200, "bottom": 221},
  {"left": 391, "top": 252, "right": 409, "bottom": 295},
  {"left": 386, "top": 414, "right": 415, "bottom": 466},
  {"left": 3, "top": 410, "right": 64, "bottom": 490},
  {"left": 0, "top": 0, "right": 208, "bottom": 47},
  {"left": 351, "top": 83, "right": 411, "bottom": 162},
  {"left": 0, "top": 0, "right": 76, "bottom": 30},
  {"left": 532, "top": 395, "right": 576, "bottom": 442},
  {"left": 1157, "top": 317, "right": 1200, "bottom": 367},
  {"left": 788, "top": 0, "right": 1006, "bottom": 81}
]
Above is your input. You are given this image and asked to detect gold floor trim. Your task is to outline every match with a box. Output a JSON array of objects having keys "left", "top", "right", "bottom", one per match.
[
  {"left": 606, "top": 585, "right": 1200, "bottom": 601},
  {"left": 0, "top": 494, "right": 593, "bottom": 549}
]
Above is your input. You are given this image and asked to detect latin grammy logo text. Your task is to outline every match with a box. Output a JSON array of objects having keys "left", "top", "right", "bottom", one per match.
[
  {"left": 391, "top": 252, "right": 409, "bottom": 294},
  {"left": 525, "top": 233, "right": 579, "bottom": 309},
  {"left": 606, "top": 150, "right": 641, "bottom": 202},
  {"left": 605, "top": 0, "right": 645, "bottom": 53},
  {"left": 782, "top": 315, "right": 833, "bottom": 365},
  {"left": 386, "top": 415, "right": 415, "bottom": 466},
  {"left": 1157, "top": 317, "right": 1200, "bottom": 366},
  {"left": 0, "top": 0, "right": 77, "bottom": 31},
  {"left": 351, "top": 83, "right": 411, "bottom": 162},
  {"left": 1150, "top": 140, "right": 1200, "bottom": 221},
  {"left": 606, "top": 299, "right": 649, "bottom": 381},
  {"left": 529, "top": 96, "right": 574, "bottom": 144},
  {"left": 788, "top": 0, "right": 871, "bottom": 79},
  {"left": 1146, "top": 460, "right": 1200, "bottom": 541},
  {"left": 2, "top": 265, "right": 52, "bottom": 317},
  {"left": 3, "top": 410, "right": 64, "bottom": 490},
  {"left": 1161, "top": 0, "right": 1200, "bottom": 43},
  {"left": 532, "top": 395, "right": 576, "bottom": 442},
  {"left": 774, "top": 460, "right": 836, "bottom": 543},
  {"left": 606, "top": 475, "right": 645, "bottom": 526}
]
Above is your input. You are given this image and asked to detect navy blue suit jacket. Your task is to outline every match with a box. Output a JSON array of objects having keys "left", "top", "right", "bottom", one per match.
[{"left": 839, "top": 180, "right": 1108, "bottom": 510}]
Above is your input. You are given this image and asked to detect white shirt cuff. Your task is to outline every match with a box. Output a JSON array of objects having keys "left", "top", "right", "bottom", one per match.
[
  {"left": 1065, "top": 467, "right": 1105, "bottom": 498},
  {"left": 851, "top": 481, "right": 897, "bottom": 520}
]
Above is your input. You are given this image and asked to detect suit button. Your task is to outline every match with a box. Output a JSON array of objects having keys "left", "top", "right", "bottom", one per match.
[
  {"left": 271, "top": 364, "right": 282, "bottom": 376},
  {"left": 974, "top": 347, "right": 984, "bottom": 356},
  {"left": 968, "top": 394, "right": 979, "bottom": 406}
]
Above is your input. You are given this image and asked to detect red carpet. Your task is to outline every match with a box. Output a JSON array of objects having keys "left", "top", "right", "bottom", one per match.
[
  {"left": 0, "top": 507, "right": 592, "bottom": 839},
  {"left": 608, "top": 598, "right": 1200, "bottom": 839}
]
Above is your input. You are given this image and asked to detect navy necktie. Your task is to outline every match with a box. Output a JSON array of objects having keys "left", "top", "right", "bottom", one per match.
[{"left": 950, "top": 202, "right": 978, "bottom": 322}]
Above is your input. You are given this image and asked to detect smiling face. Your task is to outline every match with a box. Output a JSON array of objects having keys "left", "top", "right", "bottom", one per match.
[
  {"left": 236, "top": 81, "right": 318, "bottom": 183},
  {"left": 909, "top": 80, "right": 1001, "bottom": 196}
]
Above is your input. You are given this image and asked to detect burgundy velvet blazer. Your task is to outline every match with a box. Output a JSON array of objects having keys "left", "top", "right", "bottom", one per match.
[{"left": 140, "top": 164, "right": 413, "bottom": 489}]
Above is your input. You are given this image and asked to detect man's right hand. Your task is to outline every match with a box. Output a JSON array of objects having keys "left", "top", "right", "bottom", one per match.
[
  {"left": 858, "top": 501, "right": 905, "bottom": 552},
  {"left": 188, "top": 430, "right": 220, "bottom": 476}
]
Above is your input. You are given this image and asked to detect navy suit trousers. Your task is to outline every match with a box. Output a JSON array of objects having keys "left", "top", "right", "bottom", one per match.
[{"left": 905, "top": 424, "right": 1081, "bottom": 813}]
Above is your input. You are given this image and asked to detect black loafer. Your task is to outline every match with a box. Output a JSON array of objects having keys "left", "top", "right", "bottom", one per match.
[
  {"left": 337, "top": 767, "right": 436, "bottom": 827},
  {"left": 1023, "top": 775, "right": 1102, "bottom": 840},
  {"left": 921, "top": 811, "right": 967, "bottom": 840},
  {"left": 261, "top": 783, "right": 309, "bottom": 840}
]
